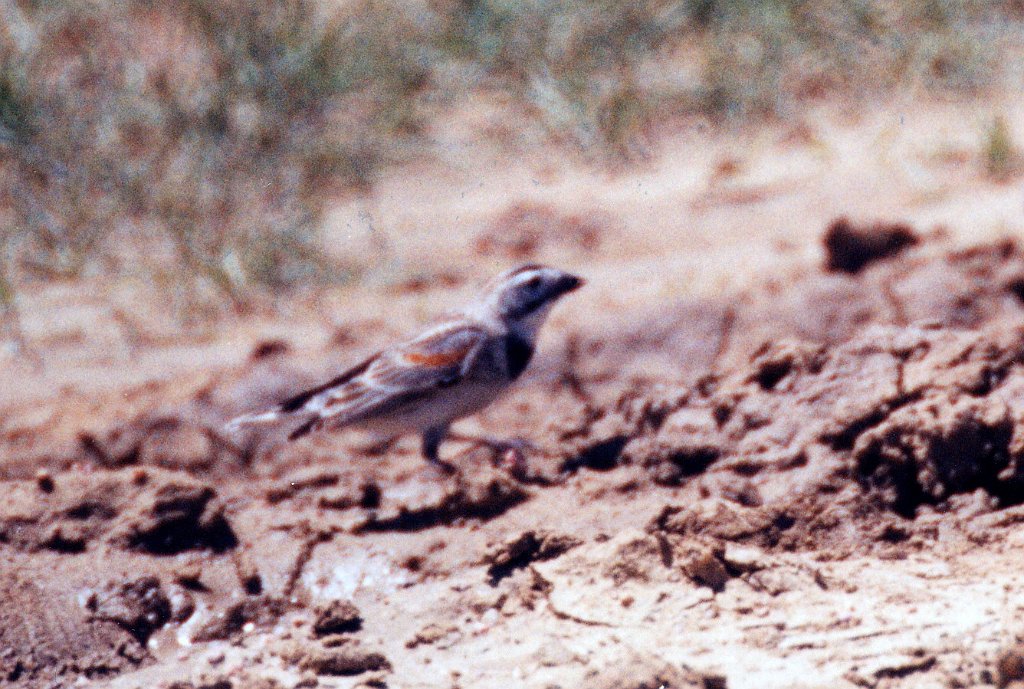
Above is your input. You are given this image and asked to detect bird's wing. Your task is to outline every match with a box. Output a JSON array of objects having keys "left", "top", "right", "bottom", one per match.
[{"left": 286, "top": 323, "right": 490, "bottom": 439}]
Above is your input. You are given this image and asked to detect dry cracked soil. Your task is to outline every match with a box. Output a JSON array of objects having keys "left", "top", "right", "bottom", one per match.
[
  {"left": 10, "top": 103, "right": 1024, "bottom": 689},
  {"left": 7, "top": 219, "right": 1024, "bottom": 689}
]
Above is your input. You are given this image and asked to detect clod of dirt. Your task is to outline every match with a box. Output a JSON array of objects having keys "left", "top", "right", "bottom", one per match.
[
  {"left": 35, "top": 469, "right": 54, "bottom": 493},
  {"left": 652, "top": 500, "right": 781, "bottom": 545},
  {"left": 854, "top": 395, "right": 1017, "bottom": 516},
  {"left": 357, "top": 458, "right": 529, "bottom": 531},
  {"left": 404, "top": 623, "right": 459, "bottom": 650},
  {"left": 313, "top": 600, "right": 362, "bottom": 637},
  {"left": 249, "top": 339, "right": 291, "bottom": 361},
  {"left": 84, "top": 576, "right": 172, "bottom": 644},
  {"left": 0, "top": 468, "right": 237, "bottom": 555},
  {"left": 0, "top": 569, "right": 150, "bottom": 687},
  {"left": 823, "top": 217, "right": 919, "bottom": 273},
  {"left": 191, "top": 597, "right": 287, "bottom": 642},
  {"left": 678, "top": 542, "right": 731, "bottom": 592},
  {"left": 650, "top": 486, "right": 902, "bottom": 557},
  {"left": 484, "top": 530, "right": 582, "bottom": 584},
  {"left": 111, "top": 479, "right": 238, "bottom": 554},
  {"left": 276, "top": 640, "right": 390, "bottom": 677},
  {"left": 998, "top": 644, "right": 1024, "bottom": 688}
]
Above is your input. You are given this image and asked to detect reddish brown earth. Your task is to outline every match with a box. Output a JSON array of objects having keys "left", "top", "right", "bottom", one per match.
[
  {"left": 6, "top": 221, "right": 1024, "bottom": 688},
  {"left": 7, "top": 100, "right": 1024, "bottom": 689}
]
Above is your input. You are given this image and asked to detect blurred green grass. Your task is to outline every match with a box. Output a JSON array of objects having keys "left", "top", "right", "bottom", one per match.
[{"left": 0, "top": 0, "right": 1021, "bottom": 332}]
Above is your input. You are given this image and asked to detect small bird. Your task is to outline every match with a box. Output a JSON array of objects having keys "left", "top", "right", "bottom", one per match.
[{"left": 227, "top": 264, "right": 584, "bottom": 470}]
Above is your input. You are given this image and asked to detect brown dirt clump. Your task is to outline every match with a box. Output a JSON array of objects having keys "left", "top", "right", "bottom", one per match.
[
  {"left": 823, "top": 217, "right": 920, "bottom": 273},
  {"left": 484, "top": 530, "right": 583, "bottom": 584},
  {"left": 274, "top": 639, "right": 391, "bottom": 677},
  {"left": 312, "top": 599, "right": 363, "bottom": 636},
  {"left": 0, "top": 564, "right": 151, "bottom": 687},
  {"left": 83, "top": 576, "right": 172, "bottom": 644},
  {"left": 0, "top": 468, "right": 236, "bottom": 554}
]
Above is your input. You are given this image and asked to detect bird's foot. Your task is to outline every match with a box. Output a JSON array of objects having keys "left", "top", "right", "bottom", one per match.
[
  {"left": 450, "top": 434, "right": 535, "bottom": 479},
  {"left": 425, "top": 455, "right": 459, "bottom": 476}
]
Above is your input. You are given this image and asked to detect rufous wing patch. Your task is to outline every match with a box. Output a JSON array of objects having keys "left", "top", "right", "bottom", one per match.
[{"left": 403, "top": 347, "right": 470, "bottom": 367}]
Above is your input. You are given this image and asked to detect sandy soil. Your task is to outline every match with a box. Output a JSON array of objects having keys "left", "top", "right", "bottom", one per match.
[{"left": 5, "top": 101, "right": 1024, "bottom": 689}]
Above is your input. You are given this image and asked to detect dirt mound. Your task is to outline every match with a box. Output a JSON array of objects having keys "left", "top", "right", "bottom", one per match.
[
  {"left": 706, "top": 238, "right": 1024, "bottom": 375},
  {"left": 568, "top": 323, "right": 1024, "bottom": 533},
  {"left": 11, "top": 233, "right": 1024, "bottom": 688},
  {"left": 0, "top": 468, "right": 236, "bottom": 554},
  {"left": 823, "top": 217, "right": 919, "bottom": 274},
  {"left": 551, "top": 234, "right": 1024, "bottom": 556},
  {"left": 355, "top": 458, "right": 530, "bottom": 532},
  {"left": 0, "top": 563, "right": 151, "bottom": 687}
]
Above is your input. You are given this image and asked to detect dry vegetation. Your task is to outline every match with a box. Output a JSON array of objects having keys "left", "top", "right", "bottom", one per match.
[{"left": 0, "top": 0, "right": 1023, "bottom": 332}]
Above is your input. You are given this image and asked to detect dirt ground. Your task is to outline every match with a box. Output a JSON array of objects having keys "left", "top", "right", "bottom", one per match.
[{"left": 6, "top": 100, "right": 1024, "bottom": 689}]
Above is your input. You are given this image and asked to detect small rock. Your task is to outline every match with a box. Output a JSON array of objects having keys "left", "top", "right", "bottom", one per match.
[
  {"left": 823, "top": 217, "right": 918, "bottom": 274},
  {"left": 998, "top": 645, "right": 1024, "bottom": 688},
  {"left": 35, "top": 469, "right": 55, "bottom": 493},
  {"left": 278, "top": 640, "right": 390, "bottom": 677},
  {"left": 191, "top": 597, "right": 286, "bottom": 642},
  {"left": 702, "top": 674, "right": 728, "bottom": 689},
  {"left": 85, "top": 576, "right": 172, "bottom": 644},
  {"left": 168, "top": 585, "right": 197, "bottom": 623},
  {"left": 681, "top": 544, "right": 731, "bottom": 592},
  {"left": 313, "top": 600, "right": 362, "bottom": 637},
  {"left": 406, "top": 623, "right": 454, "bottom": 649},
  {"left": 294, "top": 671, "right": 319, "bottom": 688}
]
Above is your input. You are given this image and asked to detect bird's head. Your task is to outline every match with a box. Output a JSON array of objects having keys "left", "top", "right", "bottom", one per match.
[{"left": 479, "top": 264, "right": 584, "bottom": 339}]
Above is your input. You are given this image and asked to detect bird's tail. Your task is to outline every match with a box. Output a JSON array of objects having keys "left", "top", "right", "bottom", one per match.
[{"left": 224, "top": 408, "right": 289, "bottom": 434}]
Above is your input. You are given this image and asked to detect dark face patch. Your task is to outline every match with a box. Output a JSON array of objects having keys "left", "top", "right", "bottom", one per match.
[
  {"left": 505, "top": 293, "right": 549, "bottom": 320},
  {"left": 503, "top": 272, "right": 583, "bottom": 319}
]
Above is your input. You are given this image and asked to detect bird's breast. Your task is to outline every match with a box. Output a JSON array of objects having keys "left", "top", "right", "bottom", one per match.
[{"left": 504, "top": 334, "right": 534, "bottom": 380}]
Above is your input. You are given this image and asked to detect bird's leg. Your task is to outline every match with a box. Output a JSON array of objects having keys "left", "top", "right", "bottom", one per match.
[
  {"left": 421, "top": 424, "right": 457, "bottom": 474},
  {"left": 362, "top": 434, "right": 400, "bottom": 456}
]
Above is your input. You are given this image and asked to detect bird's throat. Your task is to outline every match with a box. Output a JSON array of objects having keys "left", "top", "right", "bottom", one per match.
[{"left": 504, "top": 334, "right": 534, "bottom": 380}]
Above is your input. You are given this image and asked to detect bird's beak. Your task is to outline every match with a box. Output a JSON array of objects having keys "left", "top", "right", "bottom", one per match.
[{"left": 554, "top": 273, "right": 585, "bottom": 295}]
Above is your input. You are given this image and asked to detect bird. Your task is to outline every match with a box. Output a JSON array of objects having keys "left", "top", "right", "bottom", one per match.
[{"left": 226, "top": 264, "right": 584, "bottom": 471}]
